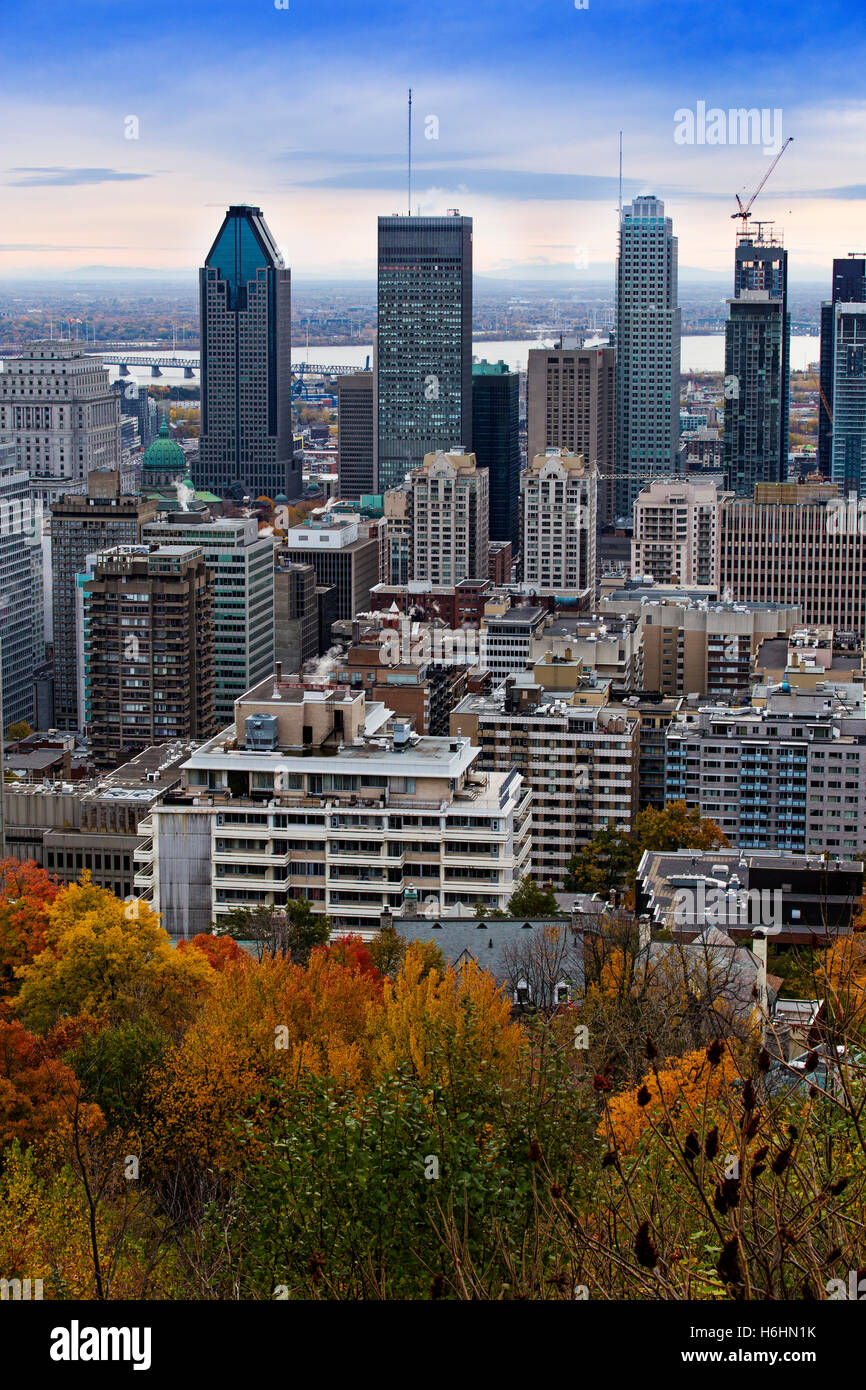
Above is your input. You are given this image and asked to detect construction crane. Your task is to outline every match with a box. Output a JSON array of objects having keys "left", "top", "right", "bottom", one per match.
[{"left": 731, "top": 137, "right": 793, "bottom": 232}]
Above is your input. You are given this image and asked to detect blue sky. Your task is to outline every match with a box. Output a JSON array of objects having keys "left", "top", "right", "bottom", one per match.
[{"left": 1, "top": 0, "right": 864, "bottom": 281}]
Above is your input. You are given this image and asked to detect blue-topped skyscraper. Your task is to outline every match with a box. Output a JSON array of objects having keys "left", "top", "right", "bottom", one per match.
[
  {"left": 615, "top": 196, "right": 681, "bottom": 521},
  {"left": 198, "top": 205, "right": 300, "bottom": 501},
  {"left": 376, "top": 212, "right": 473, "bottom": 493}
]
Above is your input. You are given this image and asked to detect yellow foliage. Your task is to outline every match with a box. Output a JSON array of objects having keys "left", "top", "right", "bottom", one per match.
[
  {"left": 14, "top": 879, "right": 212, "bottom": 1035},
  {"left": 369, "top": 943, "right": 527, "bottom": 1085}
]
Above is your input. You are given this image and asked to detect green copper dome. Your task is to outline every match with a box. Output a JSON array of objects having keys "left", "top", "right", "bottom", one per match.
[{"left": 142, "top": 416, "right": 187, "bottom": 476}]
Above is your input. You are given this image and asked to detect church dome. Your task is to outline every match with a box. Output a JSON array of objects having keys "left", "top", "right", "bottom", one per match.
[{"left": 142, "top": 416, "right": 186, "bottom": 477}]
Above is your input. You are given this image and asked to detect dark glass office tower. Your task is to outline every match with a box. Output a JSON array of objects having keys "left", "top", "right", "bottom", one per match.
[
  {"left": 376, "top": 212, "right": 472, "bottom": 493},
  {"left": 198, "top": 205, "right": 299, "bottom": 501},
  {"left": 723, "top": 234, "right": 790, "bottom": 494},
  {"left": 819, "top": 256, "right": 866, "bottom": 476},
  {"left": 472, "top": 360, "right": 519, "bottom": 551}
]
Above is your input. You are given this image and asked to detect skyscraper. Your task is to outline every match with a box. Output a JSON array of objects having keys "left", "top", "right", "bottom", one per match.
[
  {"left": 471, "top": 361, "right": 520, "bottom": 551},
  {"left": 51, "top": 472, "right": 158, "bottom": 731},
  {"left": 336, "top": 372, "right": 375, "bottom": 499},
  {"left": 527, "top": 340, "right": 616, "bottom": 525},
  {"left": 723, "top": 233, "right": 790, "bottom": 494},
  {"left": 0, "top": 442, "right": 42, "bottom": 729},
  {"left": 615, "top": 196, "right": 681, "bottom": 520},
  {"left": 0, "top": 343, "right": 121, "bottom": 508},
  {"left": 376, "top": 212, "right": 472, "bottom": 493},
  {"left": 828, "top": 302, "right": 866, "bottom": 494},
  {"left": 819, "top": 256, "right": 866, "bottom": 475},
  {"left": 198, "top": 205, "right": 300, "bottom": 502}
]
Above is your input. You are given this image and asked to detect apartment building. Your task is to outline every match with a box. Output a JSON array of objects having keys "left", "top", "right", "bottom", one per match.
[
  {"left": 631, "top": 479, "right": 728, "bottom": 586},
  {"left": 520, "top": 450, "right": 598, "bottom": 594},
  {"left": 143, "top": 514, "right": 275, "bottom": 726},
  {"left": 452, "top": 676, "right": 639, "bottom": 885},
  {"left": 639, "top": 598, "right": 801, "bottom": 699},
  {"left": 134, "top": 675, "right": 531, "bottom": 936},
  {"left": 85, "top": 544, "right": 216, "bottom": 767},
  {"left": 526, "top": 341, "right": 616, "bottom": 525},
  {"left": 281, "top": 515, "right": 379, "bottom": 620},
  {"left": 479, "top": 601, "right": 548, "bottom": 686},
  {"left": 410, "top": 450, "right": 489, "bottom": 586},
  {"left": 664, "top": 683, "right": 866, "bottom": 856}
]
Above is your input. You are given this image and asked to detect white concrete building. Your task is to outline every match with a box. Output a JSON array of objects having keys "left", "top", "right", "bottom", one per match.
[{"left": 134, "top": 674, "right": 531, "bottom": 937}]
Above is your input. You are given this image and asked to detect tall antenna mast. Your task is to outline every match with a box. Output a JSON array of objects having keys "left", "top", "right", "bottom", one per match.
[
  {"left": 407, "top": 88, "right": 412, "bottom": 216},
  {"left": 618, "top": 131, "right": 622, "bottom": 217}
]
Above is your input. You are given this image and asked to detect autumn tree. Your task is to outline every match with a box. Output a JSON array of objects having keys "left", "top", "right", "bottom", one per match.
[
  {"left": 15, "top": 880, "right": 212, "bottom": 1036},
  {"left": 213, "top": 899, "right": 330, "bottom": 964},
  {"left": 564, "top": 827, "right": 640, "bottom": 896},
  {"left": 634, "top": 801, "right": 729, "bottom": 854},
  {"left": 0, "top": 858, "right": 59, "bottom": 1000}
]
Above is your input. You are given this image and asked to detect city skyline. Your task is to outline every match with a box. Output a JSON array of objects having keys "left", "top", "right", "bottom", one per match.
[{"left": 1, "top": 0, "right": 864, "bottom": 281}]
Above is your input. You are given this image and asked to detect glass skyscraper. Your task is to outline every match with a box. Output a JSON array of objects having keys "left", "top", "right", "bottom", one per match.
[
  {"left": 615, "top": 196, "right": 681, "bottom": 521},
  {"left": 198, "top": 205, "right": 300, "bottom": 502},
  {"left": 472, "top": 360, "right": 520, "bottom": 551},
  {"left": 723, "top": 234, "right": 790, "bottom": 495},
  {"left": 376, "top": 213, "right": 472, "bottom": 494},
  {"left": 829, "top": 303, "right": 866, "bottom": 495},
  {"left": 819, "top": 255, "right": 866, "bottom": 477}
]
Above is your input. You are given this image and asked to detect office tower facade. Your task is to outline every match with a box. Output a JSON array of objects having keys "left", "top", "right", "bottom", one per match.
[
  {"left": 143, "top": 514, "right": 275, "bottom": 726},
  {"left": 376, "top": 212, "right": 472, "bottom": 493},
  {"left": 198, "top": 205, "right": 300, "bottom": 502},
  {"left": 723, "top": 234, "right": 790, "bottom": 494},
  {"left": 0, "top": 343, "right": 121, "bottom": 507},
  {"left": 718, "top": 479, "right": 866, "bottom": 631},
  {"left": 383, "top": 487, "right": 411, "bottom": 585},
  {"left": 282, "top": 515, "right": 379, "bottom": 621},
  {"left": 828, "top": 303, "right": 866, "bottom": 494},
  {"left": 336, "top": 372, "right": 375, "bottom": 499},
  {"left": 615, "top": 197, "right": 681, "bottom": 520},
  {"left": 632, "top": 479, "right": 728, "bottom": 586},
  {"left": 112, "top": 379, "right": 159, "bottom": 452},
  {"left": 134, "top": 679, "right": 531, "bottom": 936},
  {"left": 472, "top": 361, "right": 520, "bottom": 550},
  {"left": 85, "top": 544, "right": 215, "bottom": 768},
  {"left": 819, "top": 256, "right": 866, "bottom": 474},
  {"left": 527, "top": 342, "right": 616, "bottom": 525},
  {"left": 0, "top": 443, "right": 42, "bottom": 729},
  {"left": 273, "top": 560, "right": 319, "bottom": 672},
  {"left": 520, "top": 450, "right": 598, "bottom": 593},
  {"left": 410, "top": 450, "right": 489, "bottom": 586},
  {"left": 50, "top": 473, "right": 158, "bottom": 731}
]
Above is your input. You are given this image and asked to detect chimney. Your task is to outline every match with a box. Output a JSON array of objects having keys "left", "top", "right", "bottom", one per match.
[
  {"left": 752, "top": 931, "right": 769, "bottom": 1034},
  {"left": 275, "top": 661, "right": 282, "bottom": 684},
  {"left": 352, "top": 619, "right": 360, "bottom": 645}
]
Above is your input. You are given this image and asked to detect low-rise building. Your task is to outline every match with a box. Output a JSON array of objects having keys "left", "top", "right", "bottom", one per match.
[{"left": 134, "top": 673, "right": 531, "bottom": 937}]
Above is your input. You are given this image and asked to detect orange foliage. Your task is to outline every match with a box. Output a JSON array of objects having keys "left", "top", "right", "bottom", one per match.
[
  {"left": 0, "top": 1018, "right": 101, "bottom": 1150},
  {"left": 602, "top": 1048, "right": 741, "bottom": 1153},
  {"left": 177, "top": 933, "right": 247, "bottom": 972},
  {"left": 0, "top": 858, "right": 59, "bottom": 1001},
  {"left": 151, "top": 949, "right": 384, "bottom": 1171}
]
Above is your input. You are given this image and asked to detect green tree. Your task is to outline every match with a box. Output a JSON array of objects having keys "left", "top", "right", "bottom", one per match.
[
  {"left": 214, "top": 899, "right": 330, "bottom": 964},
  {"left": 6, "top": 721, "right": 32, "bottom": 742},
  {"left": 564, "top": 827, "right": 640, "bottom": 896},
  {"left": 506, "top": 875, "right": 562, "bottom": 918}
]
